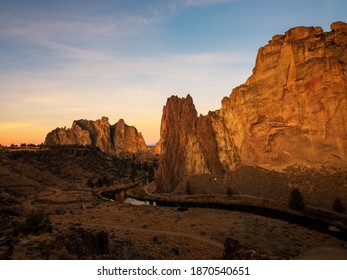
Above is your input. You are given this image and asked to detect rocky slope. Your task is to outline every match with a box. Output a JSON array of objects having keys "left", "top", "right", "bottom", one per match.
[
  {"left": 156, "top": 21, "right": 347, "bottom": 193},
  {"left": 45, "top": 117, "right": 147, "bottom": 155}
]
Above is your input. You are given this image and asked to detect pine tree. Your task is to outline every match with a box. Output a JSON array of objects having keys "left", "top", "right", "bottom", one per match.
[
  {"left": 226, "top": 187, "right": 234, "bottom": 197},
  {"left": 332, "top": 197, "right": 345, "bottom": 213},
  {"left": 288, "top": 188, "right": 305, "bottom": 211},
  {"left": 87, "top": 179, "right": 94, "bottom": 188}
]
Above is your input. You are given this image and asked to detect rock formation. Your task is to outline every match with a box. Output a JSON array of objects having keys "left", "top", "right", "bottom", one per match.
[
  {"left": 111, "top": 119, "right": 147, "bottom": 154},
  {"left": 45, "top": 117, "right": 147, "bottom": 155},
  {"left": 156, "top": 21, "right": 347, "bottom": 193}
]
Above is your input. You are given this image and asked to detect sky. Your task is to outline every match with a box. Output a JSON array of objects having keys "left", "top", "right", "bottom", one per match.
[{"left": 0, "top": 0, "right": 346, "bottom": 146}]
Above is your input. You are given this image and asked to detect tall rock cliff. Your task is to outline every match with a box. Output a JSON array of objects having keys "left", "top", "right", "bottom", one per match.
[
  {"left": 45, "top": 117, "right": 147, "bottom": 155},
  {"left": 156, "top": 22, "right": 347, "bottom": 193}
]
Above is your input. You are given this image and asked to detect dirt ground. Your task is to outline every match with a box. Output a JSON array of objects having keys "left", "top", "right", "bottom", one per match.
[
  {"left": 1, "top": 148, "right": 347, "bottom": 260},
  {"left": 2, "top": 182, "right": 347, "bottom": 260}
]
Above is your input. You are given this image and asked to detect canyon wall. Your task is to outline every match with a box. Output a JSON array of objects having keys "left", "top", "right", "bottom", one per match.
[
  {"left": 156, "top": 21, "right": 347, "bottom": 193},
  {"left": 45, "top": 117, "right": 147, "bottom": 155}
]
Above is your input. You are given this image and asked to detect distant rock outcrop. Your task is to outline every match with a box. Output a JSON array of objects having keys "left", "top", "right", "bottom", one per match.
[
  {"left": 45, "top": 117, "right": 147, "bottom": 155},
  {"left": 156, "top": 22, "right": 347, "bottom": 193},
  {"left": 111, "top": 119, "right": 147, "bottom": 154}
]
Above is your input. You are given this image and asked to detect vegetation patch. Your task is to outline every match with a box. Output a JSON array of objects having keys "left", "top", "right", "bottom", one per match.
[
  {"left": 13, "top": 209, "right": 52, "bottom": 236},
  {"left": 333, "top": 197, "right": 346, "bottom": 213},
  {"left": 288, "top": 188, "right": 305, "bottom": 211}
]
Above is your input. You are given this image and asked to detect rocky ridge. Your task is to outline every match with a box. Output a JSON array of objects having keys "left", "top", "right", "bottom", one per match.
[
  {"left": 45, "top": 117, "right": 147, "bottom": 155},
  {"left": 156, "top": 22, "right": 347, "bottom": 193}
]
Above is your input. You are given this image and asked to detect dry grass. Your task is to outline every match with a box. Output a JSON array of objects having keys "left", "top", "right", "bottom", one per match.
[{"left": 1, "top": 148, "right": 347, "bottom": 259}]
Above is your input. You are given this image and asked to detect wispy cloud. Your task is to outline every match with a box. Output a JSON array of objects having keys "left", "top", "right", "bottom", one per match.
[
  {"left": 0, "top": 10, "right": 155, "bottom": 39},
  {"left": 39, "top": 40, "right": 108, "bottom": 61},
  {"left": 33, "top": 49, "right": 253, "bottom": 87},
  {"left": 165, "top": 0, "right": 236, "bottom": 14},
  {"left": 184, "top": 0, "right": 236, "bottom": 7},
  {"left": 1, "top": 49, "right": 253, "bottom": 120},
  {"left": 0, "top": 9, "right": 159, "bottom": 62},
  {"left": 0, "top": 0, "right": 239, "bottom": 63},
  {"left": 0, "top": 0, "right": 248, "bottom": 145}
]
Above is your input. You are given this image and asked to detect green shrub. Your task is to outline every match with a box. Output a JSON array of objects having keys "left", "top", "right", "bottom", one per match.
[
  {"left": 226, "top": 187, "right": 234, "bottom": 197},
  {"left": 332, "top": 197, "right": 345, "bottom": 213},
  {"left": 288, "top": 188, "right": 305, "bottom": 211},
  {"left": 96, "top": 178, "right": 104, "bottom": 187},
  {"left": 13, "top": 209, "right": 52, "bottom": 236},
  {"left": 87, "top": 179, "right": 94, "bottom": 188}
]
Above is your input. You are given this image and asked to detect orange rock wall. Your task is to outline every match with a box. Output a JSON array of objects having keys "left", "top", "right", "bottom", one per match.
[{"left": 157, "top": 22, "right": 347, "bottom": 193}]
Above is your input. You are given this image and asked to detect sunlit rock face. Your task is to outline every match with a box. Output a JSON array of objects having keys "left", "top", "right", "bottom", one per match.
[
  {"left": 155, "top": 95, "right": 204, "bottom": 193},
  {"left": 45, "top": 117, "right": 147, "bottom": 155},
  {"left": 156, "top": 22, "right": 347, "bottom": 193},
  {"left": 111, "top": 118, "right": 147, "bottom": 154}
]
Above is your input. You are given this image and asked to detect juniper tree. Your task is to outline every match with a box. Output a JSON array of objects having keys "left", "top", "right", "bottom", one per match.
[
  {"left": 332, "top": 197, "right": 345, "bottom": 213},
  {"left": 288, "top": 188, "right": 305, "bottom": 211}
]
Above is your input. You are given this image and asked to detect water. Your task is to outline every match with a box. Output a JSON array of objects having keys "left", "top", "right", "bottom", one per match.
[{"left": 124, "top": 197, "right": 152, "bottom": 206}]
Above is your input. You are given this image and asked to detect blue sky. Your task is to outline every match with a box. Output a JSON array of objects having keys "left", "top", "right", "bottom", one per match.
[{"left": 1, "top": 0, "right": 346, "bottom": 145}]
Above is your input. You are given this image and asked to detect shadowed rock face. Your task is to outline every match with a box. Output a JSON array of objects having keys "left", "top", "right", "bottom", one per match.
[
  {"left": 45, "top": 117, "right": 147, "bottom": 155},
  {"left": 156, "top": 22, "right": 347, "bottom": 193}
]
